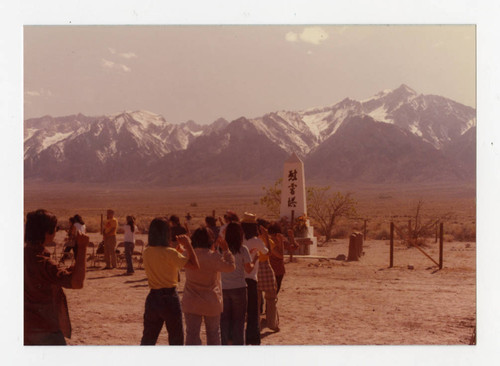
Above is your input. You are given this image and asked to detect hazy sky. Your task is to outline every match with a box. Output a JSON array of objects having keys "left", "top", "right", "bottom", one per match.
[{"left": 24, "top": 25, "right": 475, "bottom": 124}]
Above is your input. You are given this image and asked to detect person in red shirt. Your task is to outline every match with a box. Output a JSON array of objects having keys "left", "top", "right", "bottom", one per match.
[{"left": 24, "top": 209, "right": 89, "bottom": 345}]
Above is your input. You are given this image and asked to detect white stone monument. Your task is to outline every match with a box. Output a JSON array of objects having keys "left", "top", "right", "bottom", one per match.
[{"left": 279, "top": 152, "right": 317, "bottom": 255}]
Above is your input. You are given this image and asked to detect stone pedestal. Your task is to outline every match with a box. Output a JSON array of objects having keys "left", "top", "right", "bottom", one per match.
[{"left": 284, "top": 223, "right": 318, "bottom": 256}]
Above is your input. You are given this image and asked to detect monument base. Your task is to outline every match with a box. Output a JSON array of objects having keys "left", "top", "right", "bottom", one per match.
[{"left": 285, "top": 225, "right": 318, "bottom": 256}]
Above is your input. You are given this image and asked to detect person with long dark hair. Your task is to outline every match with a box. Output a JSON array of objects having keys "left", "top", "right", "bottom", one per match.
[
  {"left": 24, "top": 209, "right": 89, "bottom": 345},
  {"left": 73, "top": 214, "right": 86, "bottom": 235},
  {"left": 123, "top": 215, "right": 137, "bottom": 275},
  {"left": 140, "top": 217, "right": 199, "bottom": 345},
  {"left": 241, "top": 212, "right": 268, "bottom": 345},
  {"left": 181, "top": 227, "right": 235, "bottom": 345},
  {"left": 220, "top": 222, "right": 257, "bottom": 345}
]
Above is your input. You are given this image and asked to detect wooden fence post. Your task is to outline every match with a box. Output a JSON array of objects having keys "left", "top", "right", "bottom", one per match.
[
  {"left": 439, "top": 222, "right": 444, "bottom": 269},
  {"left": 435, "top": 222, "right": 438, "bottom": 243},
  {"left": 390, "top": 222, "right": 394, "bottom": 268},
  {"left": 363, "top": 219, "right": 367, "bottom": 240},
  {"left": 408, "top": 219, "right": 412, "bottom": 246},
  {"left": 100, "top": 214, "right": 103, "bottom": 235}
]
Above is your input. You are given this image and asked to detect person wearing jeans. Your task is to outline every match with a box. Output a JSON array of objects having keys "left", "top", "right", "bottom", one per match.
[
  {"left": 220, "top": 222, "right": 258, "bottom": 345},
  {"left": 141, "top": 287, "right": 184, "bottom": 345},
  {"left": 140, "top": 218, "right": 199, "bottom": 345},
  {"left": 181, "top": 228, "right": 235, "bottom": 345},
  {"left": 241, "top": 213, "right": 268, "bottom": 345},
  {"left": 220, "top": 287, "right": 247, "bottom": 345}
]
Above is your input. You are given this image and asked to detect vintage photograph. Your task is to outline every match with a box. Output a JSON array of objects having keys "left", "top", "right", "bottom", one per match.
[{"left": 22, "top": 24, "right": 477, "bottom": 348}]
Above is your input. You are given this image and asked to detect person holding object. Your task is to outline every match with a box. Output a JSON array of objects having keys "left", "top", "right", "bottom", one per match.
[
  {"left": 24, "top": 209, "right": 89, "bottom": 345},
  {"left": 140, "top": 218, "right": 199, "bottom": 345},
  {"left": 102, "top": 209, "right": 118, "bottom": 269},
  {"left": 181, "top": 228, "right": 235, "bottom": 345}
]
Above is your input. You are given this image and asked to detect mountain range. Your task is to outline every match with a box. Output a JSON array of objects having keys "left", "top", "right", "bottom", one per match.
[{"left": 24, "top": 84, "right": 476, "bottom": 185}]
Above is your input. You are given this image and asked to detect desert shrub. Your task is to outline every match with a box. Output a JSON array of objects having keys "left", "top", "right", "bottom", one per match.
[
  {"left": 450, "top": 224, "right": 476, "bottom": 242},
  {"left": 85, "top": 222, "right": 100, "bottom": 233},
  {"left": 443, "top": 234, "right": 455, "bottom": 242},
  {"left": 190, "top": 202, "right": 198, "bottom": 207},
  {"left": 374, "top": 228, "right": 390, "bottom": 240},
  {"left": 332, "top": 226, "right": 349, "bottom": 239}
]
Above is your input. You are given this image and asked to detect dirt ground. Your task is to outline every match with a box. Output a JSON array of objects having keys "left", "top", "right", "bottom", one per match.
[{"left": 55, "top": 232, "right": 475, "bottom": 346}]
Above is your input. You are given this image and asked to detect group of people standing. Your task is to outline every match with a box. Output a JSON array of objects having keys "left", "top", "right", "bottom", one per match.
[
  {"left": 24, "top": 208, "right": 297, "bottom": 346},
  {"left": 141, "top": 210, "right": 297, "bottom": 346}
]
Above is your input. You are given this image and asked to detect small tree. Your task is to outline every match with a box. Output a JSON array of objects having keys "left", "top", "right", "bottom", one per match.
[
  {"left": 260, "top": 178, "right": 282, "bottom": 217},
  {"left": 394, "top": 200, "right": 452, "bottom": 247},
  {"left": 307, "top": 187, "right": 357, "bottom": 241}
]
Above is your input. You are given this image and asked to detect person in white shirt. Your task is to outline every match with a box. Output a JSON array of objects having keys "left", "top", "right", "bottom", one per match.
[
  {"left": 73, "top": 214, "right": 86, "bottom": 235},
  {"left": 241, "top": 212, "right": 268, "bottom": 345},
  {"left": 123, "top": 216, "right": 138, "bottom": 275}
]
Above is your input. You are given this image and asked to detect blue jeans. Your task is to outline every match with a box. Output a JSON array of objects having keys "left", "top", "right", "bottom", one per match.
[
  {"left": 184, "top": 313, "right": 221, "bottom": 345},
  {"left": 245, "top": 278, "right": 260, "bottom": 345},
  {"left": 140, "top": 288, "right": 184, "bottom": 345},
  {"left": 220, "top": 287, "right": 247, "bottom": 345},
  {"left": 124, "top": 241, "right": 134, "bottom": 273}
]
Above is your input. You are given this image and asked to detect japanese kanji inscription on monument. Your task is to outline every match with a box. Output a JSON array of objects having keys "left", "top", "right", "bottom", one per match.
[
  {"left": 279, "top": 152, "right": 317, "bottom": 255},
  {"left": 280, "top": 153, "right": 307, "bottom": 220}
]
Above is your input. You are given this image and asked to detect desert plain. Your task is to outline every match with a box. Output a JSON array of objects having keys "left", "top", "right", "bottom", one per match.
[{"left": 23, "top": 181, "right": 476, "bottom": 345}]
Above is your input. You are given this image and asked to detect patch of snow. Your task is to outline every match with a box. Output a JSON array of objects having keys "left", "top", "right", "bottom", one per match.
[
  {"left": 114, "top": 116, "right": 125, "bottom": 131},
  {"left": 41, "top": 131, "right": 73, "bottom": 150},
  {"left": 24, "top": 128, "right": 37, "bottom": 142},
  {"left": 129, "top": 110, "right": 168, "bottom": 129},
  {"left": 461, "top": 118, "right": 476, "bottom": 135},
  {"left": 361, "top": 89, "right": 392, "bottom": 103},
  {"left": 301, "top": 111, "right": 331, "bottom": 139},
  {"left": 96, "top": 150, "right": 105, "bottom": 163},
  {"left": 426, "top": 126, "right": 440, "bottom": 145},
  {"left": 191, "top": 130, "right": 204, "bottom": 137},
  {"left": 409, "top": 122, "right": 423, "bottom": 137},
  {"left": 368, "top": 105, "right": 393, "bottom": 124}
]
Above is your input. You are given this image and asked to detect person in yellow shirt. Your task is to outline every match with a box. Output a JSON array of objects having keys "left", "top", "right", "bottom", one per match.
[
  {"left": 140, "top": 217, "right": 199, "bottom": 345},
  {"left": 102, "top": 209, "right": 118, "bottom": 269}
]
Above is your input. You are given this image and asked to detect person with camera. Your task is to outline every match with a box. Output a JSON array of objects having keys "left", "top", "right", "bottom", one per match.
[{"left": 24, "top": 209, "right": 89, "bottom": 345}]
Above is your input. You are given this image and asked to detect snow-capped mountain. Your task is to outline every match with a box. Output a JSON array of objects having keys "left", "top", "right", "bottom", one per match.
[
  {"left": 247, "top": 84, "right": 476, "bottom": 156},
  {"left": 24, "top": 85, "right": 476, "bottom": 184}
]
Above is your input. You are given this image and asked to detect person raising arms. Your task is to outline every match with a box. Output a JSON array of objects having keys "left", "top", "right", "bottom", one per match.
[
  {"left": 140, "top": 217, "right": 199, "bottom": 345},
  {"left": 24, "top": 209, "right": 89, "bottom": 345}
]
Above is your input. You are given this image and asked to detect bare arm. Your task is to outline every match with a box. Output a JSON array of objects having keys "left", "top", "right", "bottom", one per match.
[
  {"left": 176, "top": 235, "right": 200, "bottom": 270},
  {"left": 244, "top": 248, "right": 259, "bottom": 273},
  {"left": 216, "top": 236, "right": 236, "bottom": 272},
  {"left": 71, "top": 232, "right": 89, "bottom": 289}
]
